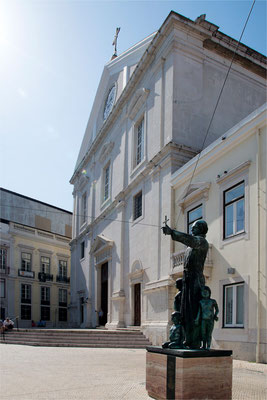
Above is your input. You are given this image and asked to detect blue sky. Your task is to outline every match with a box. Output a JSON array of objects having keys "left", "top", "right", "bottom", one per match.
[{"left": 0, "top": 0, "right": 266, "bottom": 211}]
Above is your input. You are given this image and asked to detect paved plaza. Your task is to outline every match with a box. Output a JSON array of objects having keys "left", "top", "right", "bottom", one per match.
[{"left": 0, "top": 344, "right": 266, "bottom": 399}]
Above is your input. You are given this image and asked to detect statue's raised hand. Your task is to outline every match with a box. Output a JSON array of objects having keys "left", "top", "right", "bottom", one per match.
[{"left": 162, "top": 224, "right": 172, "bottom": 235}]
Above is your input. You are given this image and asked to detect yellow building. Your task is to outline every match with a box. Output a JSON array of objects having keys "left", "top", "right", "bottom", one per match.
[
  {"left": 170, "top": 104, "right": 266, "bottom": 362},
  {"left": 0, "top": 189, "right": 72, "bottom": 328}
]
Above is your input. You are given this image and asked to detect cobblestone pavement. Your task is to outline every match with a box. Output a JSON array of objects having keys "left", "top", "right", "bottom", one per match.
[{"left": 0, "top": 344, "right": 266, "bottom": 399}]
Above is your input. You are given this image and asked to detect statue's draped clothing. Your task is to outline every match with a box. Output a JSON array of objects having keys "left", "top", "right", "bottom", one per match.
[{"left": 171, "top": 231, "right": 209, "bottom": 347}]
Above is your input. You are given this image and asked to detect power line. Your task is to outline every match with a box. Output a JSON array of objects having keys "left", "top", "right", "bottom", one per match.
[
  {"left": 175, "top": 0, "right": 256, "bottom": 227},
  {"left": 0, "top": 203, "right": 161, "bottom": 229}
]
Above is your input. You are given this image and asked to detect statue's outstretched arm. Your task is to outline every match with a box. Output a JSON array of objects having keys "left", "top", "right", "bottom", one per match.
[{"left": 171, "top": 230, "right": 204, "bottom": 248}]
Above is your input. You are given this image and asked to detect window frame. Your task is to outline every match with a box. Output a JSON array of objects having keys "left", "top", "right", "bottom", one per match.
[
  {"left": 101, "top": 161, "right": 112, "bottom": 207},
  {"left": 58, "top": 288, "right": 68, "bottom": 321},
  {"left": 217, "top": 161, "right": 250, "bottom": 248},
  {"left": 80, "top": 241, "right": 85, "bottom": 260},
  {"left": 223, "top": 281, "right": 245, "bottom": 328},
  {"left": 59, "top": 260, "right": 67, "bottom": 278},
  {"left": 187, "top": 204, "right": 203, "bottom": 234},
  {"left": 223, "top": 181, "right": 245, "bottom": 239},
  {"left": 41, "top": 286, "right": 50, "bottom": 303},
  {"left": 21, "top": 252, "right": 32, "bottom": 272},
  {"left": 40, "top": 256, "right": 50, "bottom": 274},
  {"left": 135, "top": 117, "right": 144, "bottom": 167},
  {"left": 21, "top": 284, "right": 31, "bottom": 320},
  {"left": 131, "top": 111, "right": 147, "bottom": 175},
  {"left": 0, "top": 248, "right": 7, "bottom": 270},
  {"left": 0, "top": 279, "right": 5, "bottom": 298},
  {"left": 81, "top": 192, "right": 87, "bottom": 225},
  {"left": 133, "top": 191, "right": 142, "bottom": 221}
]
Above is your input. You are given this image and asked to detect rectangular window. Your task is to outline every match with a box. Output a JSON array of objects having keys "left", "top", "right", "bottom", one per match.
[
  {"left": 21, "top": 252, "right": 32, "bottom": 271},
  {"left": 224, "top": 282, "right": 244, "bottom": 327},
  {"left": 187, "top": 204, "right": 202, "bottom": 234},
  {"left": 82, "top": 192, "right": 87, "bottom": 224},
  {"left": 59, "top": 289, "right": 68, "bottom": 321},
  {"left": 21, "top": 305, "right": 31, "bottom": 320},
  {"left": 133, "top": 191, "right": 142, "bottom": 220},
  {"left": 135, "top": 118, "right": 144, "bottom": 166},
  {"left": 59, "top": 288, "right": 67, "bottom": 305},
  {"left": 0, "top": 248, "right": 7, "bottom": 269},
  {"left": 41, "top": 287, "right": 50, "bottom": 303},
  {"left": 59, "top": 260, "right": 67, "bottom": 277},
  {"left": 21, "top": 284, "right": 31, "bottom": 303},
  {"left": 224, "top": 182, "right": 245, "bottom": 239},
  {"left": 81, "top": 242, "right": 85, "bottom": 259},
  {"left": 41, "top": 306, "right": 50, "bottom": 321},
  {"left": 0, "top": 279, "right": 5, "bottom": 298},
  {"left": 59, "top": 308, "right": 67, "bottom": 321},
  {"left": 21, "top": 284, "right": 31, "bottom": 320},
  {"left": 103, "top": 163, "right": 110, "bottom": 202},
  {"left": 41, "top": 256, "right": 50, "bottom": 274}
]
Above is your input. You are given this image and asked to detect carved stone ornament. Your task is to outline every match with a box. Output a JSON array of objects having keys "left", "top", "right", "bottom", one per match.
[
  {"left": 99, "top": 141, "right": 114, "bottom": 163},
  {"left": 128, "top": 88, "right": 150, "bottom": 120},
  {"left": 177, "top": 182, "right": 211, "bottom": 212}
]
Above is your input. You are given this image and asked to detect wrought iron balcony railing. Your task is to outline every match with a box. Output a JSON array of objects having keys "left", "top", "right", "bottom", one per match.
[
  {"left": 38, "top": 272, "right": 53, "bottom": 282},
  {"left": 56, "top": 275, "right": 70, "bottom": 283}
]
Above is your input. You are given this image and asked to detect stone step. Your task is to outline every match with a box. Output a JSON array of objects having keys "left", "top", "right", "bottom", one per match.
[
  {"left": 1, "top": 334, "right": 148, "bottom": 341},
  {"left": 0, "top": 328, "right": 151, "bottom": 348},
  {"left": 0, "top": 336, "right": 149, "bottom": 343},
  {"left": 0, "top": 340, "right": 148, "bottom": 348},
  {"left": 6, "top": 330, "right": 144, "bottom": 335}
]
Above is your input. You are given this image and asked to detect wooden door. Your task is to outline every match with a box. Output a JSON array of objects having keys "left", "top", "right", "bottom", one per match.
[
  {"left": 134, "top": 283, "right": 141, "bottom": 326},
  {"left": 100, "top": 262, "right": 108, "bottom": 325}
]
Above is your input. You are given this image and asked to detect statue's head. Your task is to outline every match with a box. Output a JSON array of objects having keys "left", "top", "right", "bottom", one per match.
[
  {"left": 191, "top": 220, "right": 208, "bottom": 236},
  {"left": 201, "top": 286, "right": 211, "bottom": 298},
  {"left": 171, "top": 311, "right": 181, "bottom": 324},
  {"left": 175, "top": 278, "right": 183, "bottom": 291}
]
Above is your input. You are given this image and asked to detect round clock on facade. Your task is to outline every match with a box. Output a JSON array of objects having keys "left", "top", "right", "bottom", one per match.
[{"left": 103, "top": 84, "right": 116, "bottom": 120}]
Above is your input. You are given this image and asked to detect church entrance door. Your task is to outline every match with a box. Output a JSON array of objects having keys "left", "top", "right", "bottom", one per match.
[
  {"left": 134, "top": 283, "right": 141, "bottom": 326},
  {"left": 100, "top": 262, "right": 108, "bottom": 325}
]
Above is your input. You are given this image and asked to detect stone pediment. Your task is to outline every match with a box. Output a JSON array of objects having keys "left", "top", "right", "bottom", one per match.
[
  {"left": 177, "top": 182, "right": 211, "bottom": 211},
  {"left": 90, "top": 234, "right": 114, "bottom": 255},
  {"left": 128, "top": 88, "right": 150, "bottom": 120},
  {"left": 99, "top": 141, "right": 114, "bottom": 163}
]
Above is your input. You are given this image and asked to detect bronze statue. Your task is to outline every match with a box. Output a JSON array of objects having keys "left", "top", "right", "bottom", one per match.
[
  {"left": 162, "top": 311, "right": 184, "bottom": 349},
  {"left": 162, "top": 219, "right": 209, "bottom": 348},
  {"left": 174, "top": 278, "right": 183, "bottom": 312},
  {"left": 195, "top": 286, "right": 219, "bottom": 350}
]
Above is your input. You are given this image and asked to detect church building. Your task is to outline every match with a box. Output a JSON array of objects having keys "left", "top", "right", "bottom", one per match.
[{"left": 69, "top": 11, "right": 266, "bottom": 354}]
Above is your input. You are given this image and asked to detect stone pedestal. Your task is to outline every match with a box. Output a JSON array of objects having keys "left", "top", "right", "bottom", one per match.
[{"left": 146, "top": 346, "right": 232, "bottom": 400}]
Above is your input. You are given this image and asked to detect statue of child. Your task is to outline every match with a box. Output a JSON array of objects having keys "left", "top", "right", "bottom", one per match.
[
  {"left": 195, "top": 286, "right": 219, "bottom": 350},
  {"left": 174, "top": 278, "right": 183, "bottom": 313},
  {"left": 162, "top": 311, "right": 184, "bottom": 349}
]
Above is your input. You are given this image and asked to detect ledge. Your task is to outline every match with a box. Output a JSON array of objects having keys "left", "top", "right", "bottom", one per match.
[{"left": 146, "top": 345, "right": 232, "bottom": 358}]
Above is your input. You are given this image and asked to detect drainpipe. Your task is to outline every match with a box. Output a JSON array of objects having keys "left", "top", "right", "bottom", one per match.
[{"left": 256, "top": 129, "right": 261, "bottom": 363}]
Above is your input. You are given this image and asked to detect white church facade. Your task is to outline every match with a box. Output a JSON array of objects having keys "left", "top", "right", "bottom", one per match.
[{"left": 69, "top": 12, "right": 266, "bottom": 359}]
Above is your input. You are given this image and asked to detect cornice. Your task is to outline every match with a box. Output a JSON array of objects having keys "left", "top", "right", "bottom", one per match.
[{"left": 70, "top": 12, "right": 266, "bottom": 184}]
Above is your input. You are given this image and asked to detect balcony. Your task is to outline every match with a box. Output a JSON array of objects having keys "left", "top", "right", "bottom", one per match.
[
  {"left": 171, "top": 244, "right": 213, "bottom": 279},
  {"left": 18, "top": 269, "right": 35, "bottom": 278},
  {"left": 56, "top": 275, "right": 70, "bottom": 283},
  {"left": 38, "top": 272, "right": 53, "bottom": 282}
]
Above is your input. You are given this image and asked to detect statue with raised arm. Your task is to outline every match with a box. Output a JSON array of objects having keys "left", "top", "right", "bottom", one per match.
[{"left": 162, "top": 219, "right": 209, "bottom": 348}]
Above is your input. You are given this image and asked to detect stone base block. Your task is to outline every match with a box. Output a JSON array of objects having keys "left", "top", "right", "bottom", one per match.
[{"left": 146, "top": 346, "right": 232, "bottom": 399}]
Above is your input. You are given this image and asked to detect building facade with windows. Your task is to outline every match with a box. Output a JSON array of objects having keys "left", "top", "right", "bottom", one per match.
[
  {"left": 171, "top": 104, "right": 266, "bottom": 362},
  {"left": 69, "top": 11, "right": 266, "bottom": 360},
  {"left": 0, "top": 188, "right": 72, "bottom": 327}
]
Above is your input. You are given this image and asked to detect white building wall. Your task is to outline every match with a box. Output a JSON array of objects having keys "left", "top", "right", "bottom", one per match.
[{"left": 171, "top": 105, "right": 266, "bottom": 362}]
